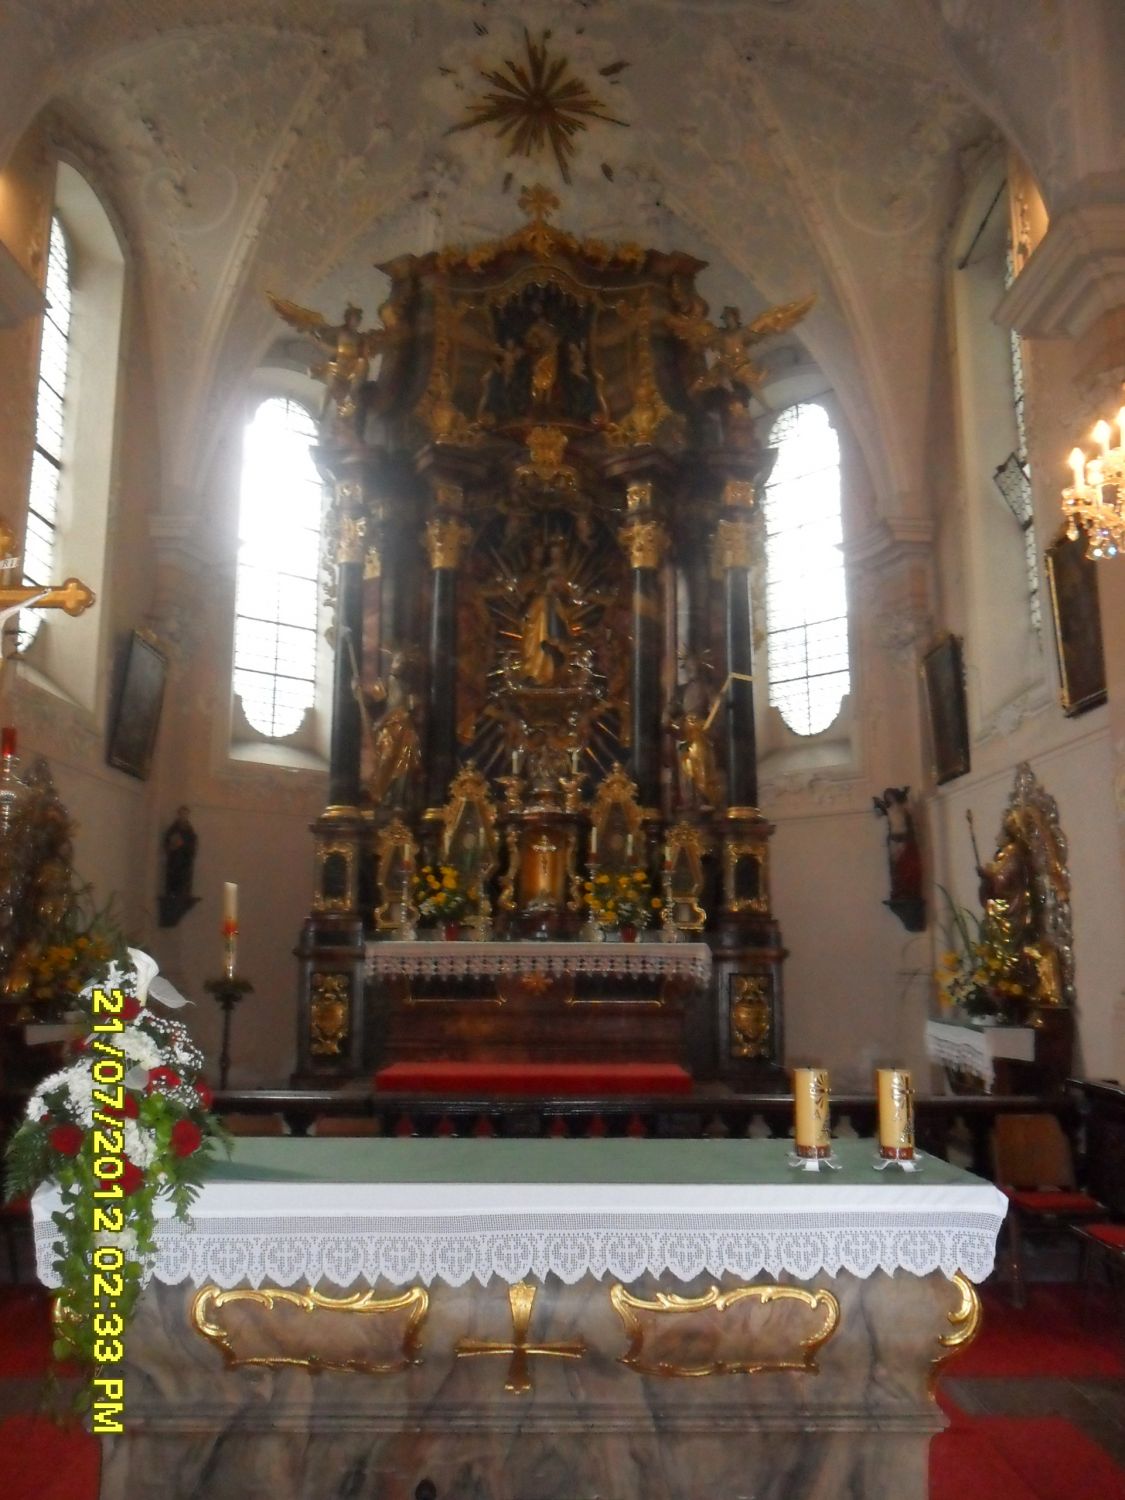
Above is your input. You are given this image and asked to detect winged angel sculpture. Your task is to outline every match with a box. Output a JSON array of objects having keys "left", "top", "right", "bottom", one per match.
[
  {"left": 266, "top": 294, "right": 405, "bottom": 434},
  {"left": 666, "top": 286, "right": 815, "bottom": 440}
]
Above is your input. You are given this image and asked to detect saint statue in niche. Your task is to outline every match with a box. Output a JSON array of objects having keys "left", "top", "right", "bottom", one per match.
[
  {"left": 666, "top": 655, "right": 723, "bottom": 809},
  {"left": 364, "top": 650, "right": 421, "bottom": 808}
]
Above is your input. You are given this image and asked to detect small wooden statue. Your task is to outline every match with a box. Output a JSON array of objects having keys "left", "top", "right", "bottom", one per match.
[
  {"left": 159, "top": 805, "right": 199, "bottom": 928},
  {"left": 873, "top": 787, "right": 924, "bottom": 932}
]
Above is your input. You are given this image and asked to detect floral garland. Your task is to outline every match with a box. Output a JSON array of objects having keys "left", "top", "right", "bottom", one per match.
[
  {"left": 581, "top": 869, "right": 661, "bottom": 931},
  {"left": 4, "top": 950, "right": 226, "bottom": 1370}
]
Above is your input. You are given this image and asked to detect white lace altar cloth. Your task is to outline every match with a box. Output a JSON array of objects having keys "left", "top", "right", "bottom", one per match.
[
  {"left": 33, "top": 1139, "right": 1007, "bottom": 1289},
  {"left": 925, "top": 1020, "right": 1036, "bottom": 1092},
  {"left": 365, "top": 940, "right": 711, "bottom": 984}
]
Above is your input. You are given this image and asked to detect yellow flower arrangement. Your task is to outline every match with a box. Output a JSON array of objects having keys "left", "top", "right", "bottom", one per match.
[
  {"left": 413, "top": 863, "right": 471, "bottom": 924},
  {"left": 935, "top": 888, "right": 1028, "bottom": 1022},
  {"left": 582, "top": 868, "right": 655, "bottom": 930}
]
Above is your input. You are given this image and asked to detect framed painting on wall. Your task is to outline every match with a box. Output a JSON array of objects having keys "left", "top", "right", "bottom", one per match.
[
  {"left": 921, "top": 634, "right": 970, "bottom": 785},
  {"left": 107, "top": 630, "right": 167, "bottom": 780},
  {"left": 1044, "top": 529, "right": 1107, "bottom": 717}
]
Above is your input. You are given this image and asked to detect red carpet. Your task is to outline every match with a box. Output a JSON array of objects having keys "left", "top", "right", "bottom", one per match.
[
  {"left": 0, "top": 1287, "right": 54, "bottom": 1377},
  {"left": 945, "top": 1282, "right": 1125, "bottom": 1378},
  {"left": 0, "top": 1415, "right": 99, "bottom": 1499},
  {"left": 373, "top": 1061, "right": 695, "bottom": 1096},
  {"left": 932, "top": 1412, "right": 1125, "bottom": 1500}
]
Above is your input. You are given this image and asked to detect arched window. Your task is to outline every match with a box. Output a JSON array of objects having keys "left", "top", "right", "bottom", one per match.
[
  {"left": 762, "top": 402, "right": 850, "bottom": 736},
  {"left": 19, "top": 215, "right": 71, "bottom": 650},
  {"left": 233, "top": 396, "right": 323, "bottom": 739}
]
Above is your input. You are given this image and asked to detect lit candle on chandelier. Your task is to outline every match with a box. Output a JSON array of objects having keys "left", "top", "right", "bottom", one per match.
[
  {"left": 792, "top": 1068, "right": 831, "bottom": 1158},
  {"left": 876, "top": 1068, "right": 915, "bottom": 1160},
  {"left": 222, "top": 883, "right": 239, "bottom": 978},
  {"left": 1068, "top": 447, "right": 1086, "bottom": 491},
  {"left": 1, "top": 726, "right": 15, "bottom": 759}
]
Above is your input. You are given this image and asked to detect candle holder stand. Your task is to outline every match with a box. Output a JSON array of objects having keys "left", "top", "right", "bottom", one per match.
[
  {"left": 204, "top": 975, "right": 253, "bottom": 1091},
  {"left": 787, "top": 1150, "right": 842, "bottom": 1173},
  {"left": 873, "top": 1152, "right": 923, "bottom": 1173}
]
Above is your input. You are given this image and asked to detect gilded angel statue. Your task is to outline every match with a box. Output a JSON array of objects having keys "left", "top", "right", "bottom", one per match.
[
  {"left": 666, "top": 291, "right": 815, "bottom": 401},
  {"left": 266, "top": 293, "right": 404, "bottom": 427}
]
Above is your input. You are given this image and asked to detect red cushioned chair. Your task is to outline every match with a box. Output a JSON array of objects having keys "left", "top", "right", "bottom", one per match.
[
  {"left": 1073, "top": 1221, "right": 1125, "bottom": 1329},
  {"left": 992, "top": 1113, "right": 1106, "bottom": 1308}
]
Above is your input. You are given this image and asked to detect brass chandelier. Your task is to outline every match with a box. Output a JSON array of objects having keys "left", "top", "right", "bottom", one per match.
[{"left": 1063, "top": 390, "right": 1125, "bottom": 559}]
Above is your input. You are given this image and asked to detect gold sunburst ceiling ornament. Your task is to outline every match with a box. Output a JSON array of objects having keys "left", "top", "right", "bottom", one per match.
[{"left": 448, "top": 29, "right": 628, "bottom": 185}]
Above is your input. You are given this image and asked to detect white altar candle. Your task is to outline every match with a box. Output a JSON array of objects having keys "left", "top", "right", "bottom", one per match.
[
  {"left": 792, "top": 1068, "right": 831, "bottom": 1157},
  {"left": 223, "top": 882, "right": 239, "bottom": 928}
]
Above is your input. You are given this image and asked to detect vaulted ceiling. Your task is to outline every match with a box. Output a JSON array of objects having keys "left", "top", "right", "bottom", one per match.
[{"left": 0, "top": 0, "right": 1100, "bottom": 532}]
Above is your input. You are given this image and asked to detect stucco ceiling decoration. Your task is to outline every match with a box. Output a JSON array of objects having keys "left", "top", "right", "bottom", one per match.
[
  {"left": 446, "top": 27, "right": 629, "bottom": 184},
  {"left": 3, "top": 0, "right": 1087, "bottom": 533}
]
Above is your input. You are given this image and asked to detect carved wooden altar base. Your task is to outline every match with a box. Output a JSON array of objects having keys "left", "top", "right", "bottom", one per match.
[{"left": 369, "top": 941, "right": 711, "bottom": 1073}]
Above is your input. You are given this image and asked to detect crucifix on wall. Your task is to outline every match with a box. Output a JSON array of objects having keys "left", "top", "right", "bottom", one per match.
[{"left": 0, "top": 518, "right": 95, "bottom": 649}]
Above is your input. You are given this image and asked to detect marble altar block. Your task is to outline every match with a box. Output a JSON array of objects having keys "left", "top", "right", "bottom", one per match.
[{"left": 33, "top": 1138, "right": 1008, "bottom": 1500}]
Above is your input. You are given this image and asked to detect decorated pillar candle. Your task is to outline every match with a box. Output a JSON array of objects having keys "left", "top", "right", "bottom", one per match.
[
  {"left": 222, "top": 883, "right": 239, "bottom": 978},
  {"left": 876, "top": 1068, "right": 915, "bottom": 1159},
  {"left": 792, "top": 1068, "right": 831, "bottom": 1158}
]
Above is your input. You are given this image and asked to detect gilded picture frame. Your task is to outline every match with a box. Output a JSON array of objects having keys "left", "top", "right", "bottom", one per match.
[
  {"left": 921, "top": 634, "right": 970, "bottom": 786},
  {"left": 107, "top": 630, "right": 167, "bottom": 781},
  {"left": 1044, "top": 530, "right": 1107, "bottom": 717}
]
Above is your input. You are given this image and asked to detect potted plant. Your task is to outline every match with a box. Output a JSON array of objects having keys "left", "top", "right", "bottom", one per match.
[
  {"left": 413, "top": 863, "right": 472, "bottom": 938},
  {"left": 581, "top": 869, "right": 661, "bottom": 940}
]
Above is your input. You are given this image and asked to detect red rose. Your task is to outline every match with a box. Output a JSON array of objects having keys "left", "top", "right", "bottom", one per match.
[
  {"left": 195, "top": 1081, "right": 214, "bottom": 1111},
  {"left": 121, "top": 996, "right": 142, "bottom": 1022},
  {"left": 146, "top": 1067, "right": 182, "bottom": 1093},
  {"left": 104, "top": 1094, "right": 140, "bottom": 1120},
  {"left": 99, "top": 1160, "right": 144, "bottom": 1196},
  {"left": 48, "top": 1124, "right": 84, "bottom": 1157},
  {"left": 170, "top": 1119, "right": 203, "bottom": 1158}
]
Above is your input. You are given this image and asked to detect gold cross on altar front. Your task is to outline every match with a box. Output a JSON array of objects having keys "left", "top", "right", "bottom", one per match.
[{"left": 455, "top": 1281, "right": 585, "bottom": 1393}]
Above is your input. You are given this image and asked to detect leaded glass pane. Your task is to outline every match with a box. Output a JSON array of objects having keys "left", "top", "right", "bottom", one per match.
[
  {"left": 233, "top": 396, "right": 323, "bottom": 739},
  {"left": 763, "top": 403, "right": 850, "bottom": 737}
]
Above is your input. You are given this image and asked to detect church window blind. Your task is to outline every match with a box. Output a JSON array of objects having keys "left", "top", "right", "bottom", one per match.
[
  {"left": 233, "top": 397, "right": 322, "bottom": 739},
  {"left": 762, "top": 402, "right": 850, "bottom": 737}
]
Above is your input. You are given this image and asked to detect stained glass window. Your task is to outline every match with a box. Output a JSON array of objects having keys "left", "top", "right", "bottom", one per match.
[
  {"left": 19, "top": 216, "right": 71, "bottom": 649},
  {"left": 763, "top": 402, "right": 850, "bottom": 736},
  {"left": 233, "top": 397, "right": 323, "bottom": 738}
]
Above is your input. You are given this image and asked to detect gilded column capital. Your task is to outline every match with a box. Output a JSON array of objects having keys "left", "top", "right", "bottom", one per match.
[
  {"left": 337, "top": 514, "right": 366, "bottom": 566},
  {"left": 712, "top": 517, "right": 754, "bottom": 571},
  {"left": 722, "top": 478, "right": 757, "bottom": 511},
  {"left": 425, "top": 516, "right": 472, "bottom": 570},
  {"left": 363, "top": 546, "right": 382, "bottom": 581},
  {"left": 619, "top": 518, "right": 670, "bottom": 571}
]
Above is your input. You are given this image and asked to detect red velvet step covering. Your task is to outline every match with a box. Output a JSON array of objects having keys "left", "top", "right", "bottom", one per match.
[{"left": 373, "top": 1062, "right": 694, "bottom": 1097}]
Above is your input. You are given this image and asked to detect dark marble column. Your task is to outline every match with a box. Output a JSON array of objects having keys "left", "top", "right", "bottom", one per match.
[
  {"left": 620, "top": 496, "right": 670, "bottom": 809},
  {"left": 423, "top": 510, "right": 470, "bottom": 808},
  {"left": 327, "top": 474, "right": 367, "bottom": 813},
  {"left": 713, "top": 487, "right": 758, "bottom": 810}
]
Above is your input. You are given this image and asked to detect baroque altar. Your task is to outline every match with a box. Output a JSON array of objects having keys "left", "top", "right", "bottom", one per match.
[{"left": 284, "top": 186, "right": 813, "bottom": 1088}]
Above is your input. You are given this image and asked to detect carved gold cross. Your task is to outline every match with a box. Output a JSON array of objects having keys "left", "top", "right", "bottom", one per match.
[
  {"left": 455, "top": 1280, "right": 584, "bottom": 1393},
  {"left": 0, "top": 524, "right": 95, "bottom": 622}
]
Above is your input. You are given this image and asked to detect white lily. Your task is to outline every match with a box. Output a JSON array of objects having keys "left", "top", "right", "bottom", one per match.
[{"left": 127, "top": 947, "right": 189, "bottom": 1010}]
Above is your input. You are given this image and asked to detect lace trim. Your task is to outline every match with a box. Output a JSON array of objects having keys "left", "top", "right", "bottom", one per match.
[
  {"left": 365, "top": 940, "right": 711, "bottom": 983},
  {"left": 924, "top": 1022, "right": 1036, "bottom": 1088},
  {"left": 35, "top": 1209, "right": 1003, "bottom": 1289}
]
